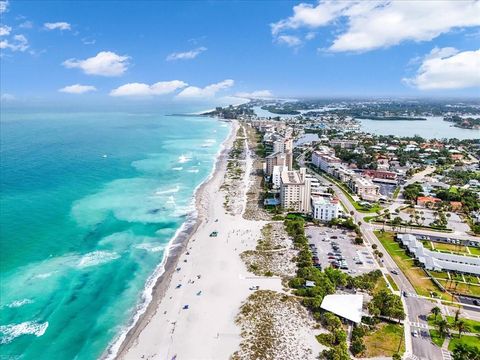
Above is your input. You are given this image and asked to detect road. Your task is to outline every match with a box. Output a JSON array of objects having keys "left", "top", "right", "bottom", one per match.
[{"left": 307, "top": 167, "right": 443, "bottom": 360}]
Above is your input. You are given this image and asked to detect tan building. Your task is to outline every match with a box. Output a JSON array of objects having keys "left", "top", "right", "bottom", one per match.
[
  {"left": 280, "top": 168, "right": 312, "bottom": 213},
  {"left": 349, "top": 177, "right": 379, "bottom": 201}
]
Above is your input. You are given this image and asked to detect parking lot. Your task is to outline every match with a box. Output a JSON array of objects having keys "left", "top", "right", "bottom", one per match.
[{"left": 305, "top": 225, "right": 378, "bottom": 276}]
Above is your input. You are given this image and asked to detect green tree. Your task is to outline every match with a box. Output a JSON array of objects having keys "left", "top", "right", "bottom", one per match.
[{"left": 431, "top": 306, "right": 441, "bottom": 321}]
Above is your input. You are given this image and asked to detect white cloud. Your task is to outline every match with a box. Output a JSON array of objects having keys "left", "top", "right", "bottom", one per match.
[
  {"left": 59, "top": 84, "right": 97, "bottom": 94},
  {"left": 1, "top": 93, "right": 15, "bottom": 101},
  {"left": 176, "top": 79, "right": 234, "bottom": 99},
  {"left": 44, "top": 22, "right": 71, "bottom": 31},
  {"left": 271, "top": 1, "right": 348, "bottom": 35},
  {"left": 0, "top": 34, "right": 29, "bottom": 52},
  {"left": 166, "top": 47, "right": 207, "bottom": 61},
  {"left": 0, "top": 25, "right": 11, "bottom": 36},
  {"left": 403, "top": 48, "right": 480, "bottom": 90},
  {"left": 19, "top": 20, "right": 33, "bottom": 29},
  {"left": 272, "top": 0, "right": 480, "bottom": 52},
  {"left": 110, "top": 80, "right": 188, "bottom": 97},
  {"left": 235, "top": 90, "right": 274, "bottom": 99},
  {"left": 0, "top": 0, "right": 9, "bottom": 14},
  {"left": 63, "top": 51, "right": 129, "bottom": 76},
  {"left": 276, "top": 35, "right": 302, "bottom": 47}
]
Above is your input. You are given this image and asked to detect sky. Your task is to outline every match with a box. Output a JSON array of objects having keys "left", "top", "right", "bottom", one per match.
[{"left": 1, "top": 0, "right": 480, "bottom": 105}]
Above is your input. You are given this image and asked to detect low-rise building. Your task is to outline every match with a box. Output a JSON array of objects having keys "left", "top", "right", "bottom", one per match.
[
  {"left": 311, "top": 196, "right": 340, "bottom": 221},
  {"left": 349, "top": 177, "right": 379, "bottom": 201},
  {"left": 397, "top": 234, "right": 480, "bottom": 275}
]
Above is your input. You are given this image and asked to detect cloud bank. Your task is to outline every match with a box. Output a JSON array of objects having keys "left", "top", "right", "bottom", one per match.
[
  {"left": 44, "top": 22, "right": 71, "bottom": 31},
  {"left": 176, "top": 79, "right": 234, "bottom": 99},
  {"left": 59, "top": 84, "right": 97, "bottom": 94},
  {"left": 272, "top": 0, "right": 480, "bottom": 52},
  {"left": 110, "top": 80, "right": 188, "bottom": 97},
  {"left": 403, "top": 48, "right": 480, "bottom": 90}
]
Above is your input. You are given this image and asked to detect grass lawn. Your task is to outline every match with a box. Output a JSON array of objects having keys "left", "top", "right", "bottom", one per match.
[
  {"left": 438, "top": 279, "right": 480, "bottom": 297},
  {"left": 363, "top": 322, "right": 405, "bottom": 357},
  {"left": 374, "top": 231, "right": 443, "bottom": 298},
  {"left": 429, "top": 329, "right": 445, "bottom": 347},
  {"left": 429, "top": 270, "right": 450, "bottom": 280},
  {"left": 448, "top": 335, "right": 480, "bottom": 352},
  {"left": 432, "top": 242, "right": 469, "bottom": 254},
  {"left": 386, "top": 274, "right": 400, "bottom": 291},
  {"left": 374, "top": 276, "right": 390, "bottom": 294},
  {"left": 446, "top": 316, "right": 480, "bottom": 334},
  {"left": 468, "top": 246, "right": 480, "bottom": 256}
]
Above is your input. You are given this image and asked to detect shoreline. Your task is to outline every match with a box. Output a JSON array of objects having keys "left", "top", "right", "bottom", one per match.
[{"left": 105, "top": 118, "right": 237, "bottom": 360}]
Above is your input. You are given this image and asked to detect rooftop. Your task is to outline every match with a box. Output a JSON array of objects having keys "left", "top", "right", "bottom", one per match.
[{"left": 321, "top": 294, "right": 363, "bottom": 323}]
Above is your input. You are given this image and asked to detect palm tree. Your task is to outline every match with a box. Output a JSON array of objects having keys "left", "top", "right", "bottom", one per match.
[
  {"left": 431, "top": 306, "right": 441, "bottom": 321},
  {"left": 454, "top": 308, "right": 461, "bottom": 323},
  {"left": 436, "top": 319, "right": 450, "bottom": 338},
  {"left": 456, "top": 319, "right": 470, "bottom": 338}
]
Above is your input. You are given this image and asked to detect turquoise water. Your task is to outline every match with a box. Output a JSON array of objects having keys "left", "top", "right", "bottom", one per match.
[{"left": 0, "top": 110, "right": 229, "bottom": 359}]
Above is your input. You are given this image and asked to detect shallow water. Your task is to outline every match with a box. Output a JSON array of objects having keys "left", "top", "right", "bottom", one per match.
[{"left": 0, "top": 110, "right": 229, "bottom": 359}]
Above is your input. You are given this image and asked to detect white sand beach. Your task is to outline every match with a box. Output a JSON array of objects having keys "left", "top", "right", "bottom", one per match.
[
  {"left": 117, "top": 120, "right": 282, "bottom": 360},
  {"left": 116, "top": 119, "right": 321, "bottom": 360}
]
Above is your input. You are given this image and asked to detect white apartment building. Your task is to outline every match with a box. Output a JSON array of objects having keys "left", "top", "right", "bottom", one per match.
[
  {"left": 312, "top": 196, "right": 340, "bottom": 221},
  {"left": 280, "top": 167, "right": 312, "bottom": 213},
  {"left": 311, "top": 151, "right": 341, "bottom": 173}
]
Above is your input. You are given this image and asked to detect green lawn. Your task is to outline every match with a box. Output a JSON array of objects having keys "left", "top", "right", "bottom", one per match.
[
  {"left": 429, "top": 329, "right": 445, "bottom": 347},
  {"left": 432, "top": 242, "right": 469, "bottom": 255},
  {"left": 437, "top": 279, "right": 480, "bottom": 297},
  {"left": 386, "top": 274, "right": 400, "bottom": 291},
  {"left": 448, "top": 335, "right": 480, "bottom": 352},
  {"left": 374, "top": 231, "right": 443, "bottom": 298},
  {"left": 446, "top": 316, "right": 480, "bottom": 334},
  {"left": 468, "top": 246, "right": 480, "bottom": 256},
  {"left": 429, "top": 270, "right": 450, "bottom": 280},
  {"left": 363, "top": 322, "right": 405, "bottom": 357}
]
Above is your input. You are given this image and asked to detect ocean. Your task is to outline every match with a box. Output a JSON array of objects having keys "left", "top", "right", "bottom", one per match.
[{"left": 0, "top": 109, "right": 229, "bottom": 359}]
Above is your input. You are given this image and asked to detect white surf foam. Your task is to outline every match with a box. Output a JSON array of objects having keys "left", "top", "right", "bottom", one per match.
[
  {"left": 178, "top": 154, "right": 191, "bottom": 163},
  {"left": 0, "top": 321, "right": 48, "bottom": 344},
  {"left": 77, "top": 251, "right": 120, "bottom": 269},
  {"left": 5, "top": 299, "right": 34, "bottom": 309}
]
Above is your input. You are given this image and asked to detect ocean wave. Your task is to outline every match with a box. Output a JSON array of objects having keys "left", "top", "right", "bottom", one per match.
[
  {"left": 172, "top": 166, "right": 183, "bottom": 171},
  {"left": 4, "top": 299, "right": 34, "bottom": 308},
  {"left": 77, "top": 251, "right": 120, "bottom": 268},
  {"left": 178, "top": 154, "right": 191, "bottom": 163},
  {"left": 154, "top": 185, "right": 180, "bottom": 195},
  {"left": 187, "top": 168, "right": 199, "bottom": 173},
  {"left": 0, "top": 321, "right": 48, "bottom": 344},
  {"left": 134, "top": 243, "right": 166, "bottom": 253}
]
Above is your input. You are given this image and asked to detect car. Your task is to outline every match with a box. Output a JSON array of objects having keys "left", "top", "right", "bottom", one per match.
[
  {"left": 412, "top": 330, "right": 418, "bottom": 337},
  {"left": 328, "top": 256, "right": 336, "bottom": 260},
  {"left": 355, "top": 261, "right": 363, "bottom": 265},
  {"left": 473, "top": 299, "right": 479, "bottom": 306},
  {"left": 327, "top": 252, "right": 334, "bottom": 256},
  {"left": 309, "top": 244, "right": 315, "bottom": 248},
  {"left": 391, "top": 270, "right": 399, "bottom": 275},
  {"left": 312, "top": 257, "right": 319, "bottom": 261},
  {"left": 331, "top": 236, "right": 338, "bottom": 239},
  {"left": 403, "top": 291, "right": 408, "bottom": 297}
]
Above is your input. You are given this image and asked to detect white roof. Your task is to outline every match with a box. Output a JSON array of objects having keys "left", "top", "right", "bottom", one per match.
[{"left": 321, "top": 294, "right": 363, "bottom": 323}]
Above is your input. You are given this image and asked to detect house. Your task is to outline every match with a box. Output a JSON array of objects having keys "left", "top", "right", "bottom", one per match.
[
  {"left": 450, "top": 201, "right": 462, "bottom": 211},
  {"left": 416, "top": 196, "right": 442, "bottom": 207}
]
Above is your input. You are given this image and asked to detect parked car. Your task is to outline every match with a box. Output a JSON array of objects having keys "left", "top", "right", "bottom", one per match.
[{"left": 391, "top": 270, "right": 399, "bottom": 275}]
